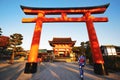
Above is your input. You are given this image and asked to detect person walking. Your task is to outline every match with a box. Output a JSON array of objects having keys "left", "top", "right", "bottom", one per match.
[
  {"left": 37, "top": 57, "right": 42, "bottom": 64},
  {"left": 78, "top": 54, "right": 86, "bottom": 80}
]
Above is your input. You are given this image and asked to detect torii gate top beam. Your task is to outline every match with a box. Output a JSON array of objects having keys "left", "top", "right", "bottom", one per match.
[
  {"left": 21, "top": 3, "right": 109, "bottom": 15},
  {"left": 21, "top": 3, "right": 109, "bottom": 23}
]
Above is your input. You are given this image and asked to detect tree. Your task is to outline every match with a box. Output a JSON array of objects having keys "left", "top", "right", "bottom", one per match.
[
  {"left": 9, "top": 33, "right": 23, "bottom": 64},
  {"left": 0, "top": 36, "right": 9, "bottom": 47},
  {"left": 15, "top": 47, "right": 25, "bottom": 56},
  {"left": 79, "top": 41, "right": 93, "bottom": 64},
  {"left": 72, "top": 46, "right": 81, "bottom": 59},
  {"left": 0, "top": 28, "right": 2, "bottom": 36},
  {"left": 0, "top": 36, "right": 9, "bottom": 60},
  {"left": 85, "top": 41, "right": 93, "bottom": 64},
  {"left": 80, "top": 42, "right": 86, "bottom": 53}
]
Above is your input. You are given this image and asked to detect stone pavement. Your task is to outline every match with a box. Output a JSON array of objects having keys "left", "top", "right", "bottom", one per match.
[{"left": 17, "top": 62, "right": 120, "bottom": 80}]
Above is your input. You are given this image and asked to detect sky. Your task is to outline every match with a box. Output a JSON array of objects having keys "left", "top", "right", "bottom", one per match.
[{"left": 0, "top": 0, "right": 120, "bottom": 50}]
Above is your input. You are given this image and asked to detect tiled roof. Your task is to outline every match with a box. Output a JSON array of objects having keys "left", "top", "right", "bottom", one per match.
[
  {"left": 52, "top": 37, "right": 72, "bottom": 43},
  {"left": 49, "top": 37, "right": 76, "bottom": 47}
]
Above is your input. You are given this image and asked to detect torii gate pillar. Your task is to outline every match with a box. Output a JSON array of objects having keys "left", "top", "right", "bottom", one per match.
[
  {"left": 21, "top": 3, "right": 109, "bottom": 75},
  {"left": 85, "top": 12, "right": 108, "bottom": 75}
]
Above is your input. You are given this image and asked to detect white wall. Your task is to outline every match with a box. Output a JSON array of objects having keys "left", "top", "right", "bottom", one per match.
[{"left": 106, "top": 46, "right": 117, "bottom": 55}]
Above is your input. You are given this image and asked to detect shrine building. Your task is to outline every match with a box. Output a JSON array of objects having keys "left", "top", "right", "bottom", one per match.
[{"left": 49, "top": 37, "right": 76, "bottom": 57}]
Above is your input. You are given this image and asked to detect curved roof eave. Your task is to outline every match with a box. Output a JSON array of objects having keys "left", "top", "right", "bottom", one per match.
[
  {"left": 20, "top": 3, "right": 110, "bottom": 15},
  {"left": 20, "top": 3, "right": 110, "bottom": 11}
]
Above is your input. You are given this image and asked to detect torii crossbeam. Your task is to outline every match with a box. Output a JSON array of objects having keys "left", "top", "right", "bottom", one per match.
[{"left": 21, "top": 3, "right": 109, "bottom": 75}]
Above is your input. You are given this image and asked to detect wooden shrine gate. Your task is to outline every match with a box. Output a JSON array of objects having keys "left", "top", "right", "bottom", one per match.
[{"left": 21, "top": 3, "right": 110, "bottom": 75}]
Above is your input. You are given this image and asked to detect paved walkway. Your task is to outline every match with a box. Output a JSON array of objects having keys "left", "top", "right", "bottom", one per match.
[
  {"left": 17, "top": 62, "right": 120, "bottom": 80},
  {"left": 0, "top": 60, "right": 10, "bottom": 68}
]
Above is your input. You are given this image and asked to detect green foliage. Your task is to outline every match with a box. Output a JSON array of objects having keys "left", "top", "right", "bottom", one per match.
[
  {"left": 9, "top": 33, "right": 23, "bottom": 53},
  {"left": 72, "top": 46, "right": 81, "bottom": 53},
  {"left": 9, "top": 33, "right": 23, "bottom": 47},
  {"left": 84, "top": 41, "right": 93, "bottom": 64},
  {"left": 80, "top": 42, "right": 86, "bottom": 53},
  {"left": 72, "top": 41, "right": 87, "bottom": 55},
  {"left": 0, "top": 28, "right": 25, "bottom": 60},
  {"left": 72, "top": 46, "right": 81, "bottom": 59},
  {"left": 9, "top": 33, "right": 24, "bottom": 63}
]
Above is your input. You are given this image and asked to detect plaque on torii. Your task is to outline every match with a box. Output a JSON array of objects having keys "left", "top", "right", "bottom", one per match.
[{"left": 21, "top": 3, "right": 109, "bottom": 75}]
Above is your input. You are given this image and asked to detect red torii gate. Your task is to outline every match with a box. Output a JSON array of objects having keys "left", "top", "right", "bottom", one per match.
[{"left": 21, "top": 3, "right": 109, "bottom": 74}]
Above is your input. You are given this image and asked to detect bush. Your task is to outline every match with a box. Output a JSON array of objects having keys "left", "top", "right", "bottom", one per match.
[{"left": 103, "top": 55, "right": 120, "bottom": 72}]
